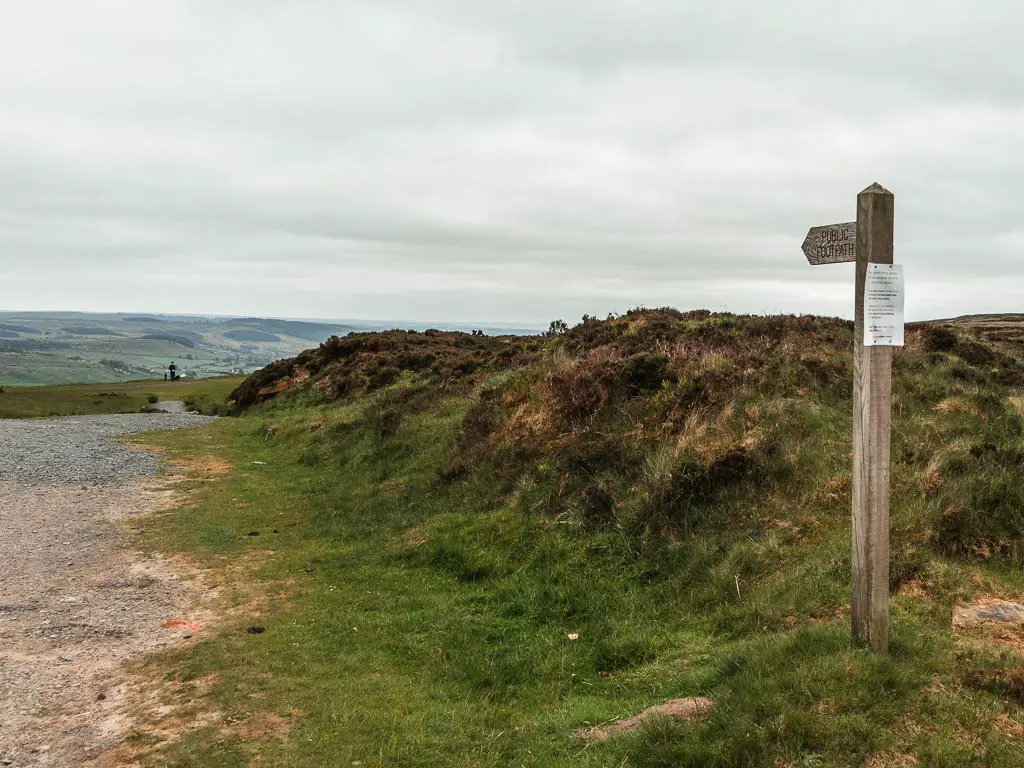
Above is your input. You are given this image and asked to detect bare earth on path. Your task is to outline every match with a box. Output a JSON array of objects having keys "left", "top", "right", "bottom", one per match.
[{"left": 0, "top": 414, "right": 216, "bottom": 767}]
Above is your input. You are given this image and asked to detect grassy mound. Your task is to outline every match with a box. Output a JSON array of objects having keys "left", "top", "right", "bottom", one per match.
[
  {"left": 129, "top": 309, "right": 1024, "bottom": 766},
  {"left": 231, "top": 308, "right": 1024, "bottom": 560},
  {"left": 228, "top": 327, "right": 543, "bottom": 410}
]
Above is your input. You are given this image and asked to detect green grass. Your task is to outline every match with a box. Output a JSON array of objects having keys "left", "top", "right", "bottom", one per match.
[
  {"left": 124, "top": 373, "right": 1024, "bottom": 767},
  {"left": 0, "top": 376, "right": 244, "bottom": 418},
  {"left": 13, "top": 310, "right": 1024, "bottom": 766}
]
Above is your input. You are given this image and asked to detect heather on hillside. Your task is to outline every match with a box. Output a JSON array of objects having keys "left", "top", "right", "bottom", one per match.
[
  {"left": 232, "top": 308, "right": 1024, "bottom": 557},
  {"left": 116, "top": 308, "right": 1024, "bottom": 766}
]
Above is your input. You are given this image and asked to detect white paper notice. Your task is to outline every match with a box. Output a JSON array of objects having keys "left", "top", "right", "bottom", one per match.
[{"left": 864, "top": 264, "right": 905, "bottom": 346}]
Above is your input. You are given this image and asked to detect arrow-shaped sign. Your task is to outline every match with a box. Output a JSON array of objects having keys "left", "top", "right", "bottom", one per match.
[{"left": 802, "top": 222, "right": 856, "bottom": 265}]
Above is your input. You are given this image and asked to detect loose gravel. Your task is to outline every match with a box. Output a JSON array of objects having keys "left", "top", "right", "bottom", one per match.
[
  {"left": 0, "top": 413, "right": 214, "bottom": 485},
  {"left": 0, "top": 412, "right": 218, "bottom": 767}
]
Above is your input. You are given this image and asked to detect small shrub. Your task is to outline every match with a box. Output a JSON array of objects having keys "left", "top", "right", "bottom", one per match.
[
  {"left": 618, "top": 353, "right": 675, "bottom": 395},
  {"left": 298, "top": 448, "right": 321, "bottom": 467},
  {"left": 918, "top": 324, "right": 959, "bottom": 353},
  {"left": 577, "top": 481, "right": 616, "bottom": 525},
  {"left": 545, "top": 319, "right": 569, "bottom": 337},
  {"left": 964, "top": 667, "right": 1024, "bottom": 706},
  {"left": 955, "top": 340, "right": 996, "bottom": 367},
  {"left": 437, "top": 458, "right": 469, "bottom": 484},
  {"left": 547, "top": 360, "right": 616, "bottom": 425},
  {"left": 932, "top": 452, "right": 1024, "bottom": 559}
]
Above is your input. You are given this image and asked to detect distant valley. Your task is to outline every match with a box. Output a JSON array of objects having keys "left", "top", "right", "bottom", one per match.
[
  {"left": 0, "top": 312, "right": 543, "bottom": 386},
  {"left": 0, "top": 312, "right": 367, "bottom": 386}
]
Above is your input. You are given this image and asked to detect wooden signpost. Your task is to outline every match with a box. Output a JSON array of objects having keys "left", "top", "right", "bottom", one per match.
[
  {"left": 802, "top": 222, "right": 857, "bottom": 265},
  {"left": 803, "top": 183, "right": 900, "bottom": 653}
]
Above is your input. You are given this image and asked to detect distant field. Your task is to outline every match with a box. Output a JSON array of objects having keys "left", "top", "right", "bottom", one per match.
[
  {"left": 0, "top": 376, "right": 244, "bottom": 419},
  {"left": 0, "top": 312, "right": 545, "bottom": 387},
  {"left": 0, "top": 312, "right": 361, "bottom": 387}
]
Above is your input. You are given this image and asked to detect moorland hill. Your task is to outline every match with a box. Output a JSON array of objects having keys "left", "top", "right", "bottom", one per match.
[{"left": 64, "top": 306, "right": 1024, "bottom": 764}]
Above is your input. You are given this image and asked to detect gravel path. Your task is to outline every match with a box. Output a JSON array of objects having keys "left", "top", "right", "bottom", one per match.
[
  {"left": 0, "top": 413, "right": 213, "bottom": 485},
  {"left": 0, "top": 412, "right": 217, "bottom": 767}
]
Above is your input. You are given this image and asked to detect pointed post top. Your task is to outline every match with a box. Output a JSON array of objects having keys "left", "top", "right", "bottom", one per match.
[{"left": 860, "top": 182, "right": 893, "bottom": 196}]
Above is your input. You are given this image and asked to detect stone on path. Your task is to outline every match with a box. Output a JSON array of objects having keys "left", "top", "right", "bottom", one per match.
[{"left": 953, "top": 601, "right": 1024, "bottom": 628}]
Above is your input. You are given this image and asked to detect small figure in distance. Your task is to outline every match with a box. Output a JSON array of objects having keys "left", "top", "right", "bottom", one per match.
[{"left": 168, "top": 361, "right": 178, "bottom": 381}]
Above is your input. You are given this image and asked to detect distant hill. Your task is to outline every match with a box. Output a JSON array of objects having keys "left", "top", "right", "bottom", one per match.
[
  {"left": 934, "top": 313, "right": 1024, "bottom": 328},
  {"left": 0, "top": 311, "right": 546, "bottom": 387},
  {"left": 141, "top": 333, "right": 197, "bottom": 348},
  {"left": 928, "top": 314, "right": 1024, "bottom": 346},
  {"left": 0, "top": 322, "right": 40, "bottom": 334},
  {"left": 224, "top": 329, "right": 282, "bottom": 343},
  {"left": 144, "top": 327, "right": 204, "bottom": 342},
  {"left": 0, "top": 312, "right": 361, "bottom": 386},
  {"left": 231, "top": 318, "right": 353, "bottom": 341},
  {"left": 61, "top": 326, "right": 123, "bottom": 336}
]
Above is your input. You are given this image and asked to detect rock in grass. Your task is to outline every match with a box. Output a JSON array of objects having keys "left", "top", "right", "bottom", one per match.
[
  {"left": 954, "top": 601, "right": 1024, "bottom": 627},
  {"left": 573, "top": 697, "right": 714, "bottom": 741}
]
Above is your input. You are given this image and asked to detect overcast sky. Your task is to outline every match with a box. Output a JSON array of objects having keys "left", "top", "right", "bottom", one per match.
[{"left": 2, "top": 1, "right": 1022, "bottom": 325}]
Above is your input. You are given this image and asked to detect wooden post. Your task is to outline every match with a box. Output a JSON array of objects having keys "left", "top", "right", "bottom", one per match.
[{"left": 852, "top": 182, "right": 894, "bottom": 652}]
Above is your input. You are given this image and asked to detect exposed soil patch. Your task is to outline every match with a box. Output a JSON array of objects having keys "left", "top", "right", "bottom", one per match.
[
  {"left": 863, "top": 752, "right": 921, "bottom": 768},
  {"left": 233, "top": 711, "right": 292, "bottom": 741},
  {"left": 573, "top": 696, "right": 714, "bottom": 741}
]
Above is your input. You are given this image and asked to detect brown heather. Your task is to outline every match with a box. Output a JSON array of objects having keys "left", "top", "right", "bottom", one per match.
[{"left": 231, "top": 308, "right": 1024, "bottom": 557}]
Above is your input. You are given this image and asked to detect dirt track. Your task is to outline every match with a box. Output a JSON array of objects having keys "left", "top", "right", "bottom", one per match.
[{"left": 0, "top": 415, "right": 214, "bottom": 767}]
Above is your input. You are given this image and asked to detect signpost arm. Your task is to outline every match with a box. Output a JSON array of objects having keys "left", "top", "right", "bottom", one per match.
[{"left": 852, "top": 183, "right": 894, "bottom": 652}]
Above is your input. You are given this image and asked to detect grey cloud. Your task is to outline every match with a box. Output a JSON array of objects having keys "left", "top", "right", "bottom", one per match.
[{"left": 1, "top": 1, "right": 1022, "bottom": 323}]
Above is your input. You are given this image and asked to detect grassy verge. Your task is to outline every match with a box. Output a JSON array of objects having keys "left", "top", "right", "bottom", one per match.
[
  {"left": 125, "top": 371, "right": 1024, "bottom": 767},
  {"left": 0, "top": 376, "right": 244, "bottom": 418},
  {"left": 12, "top": 310, "right": 1021, "bottom": 765}
]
